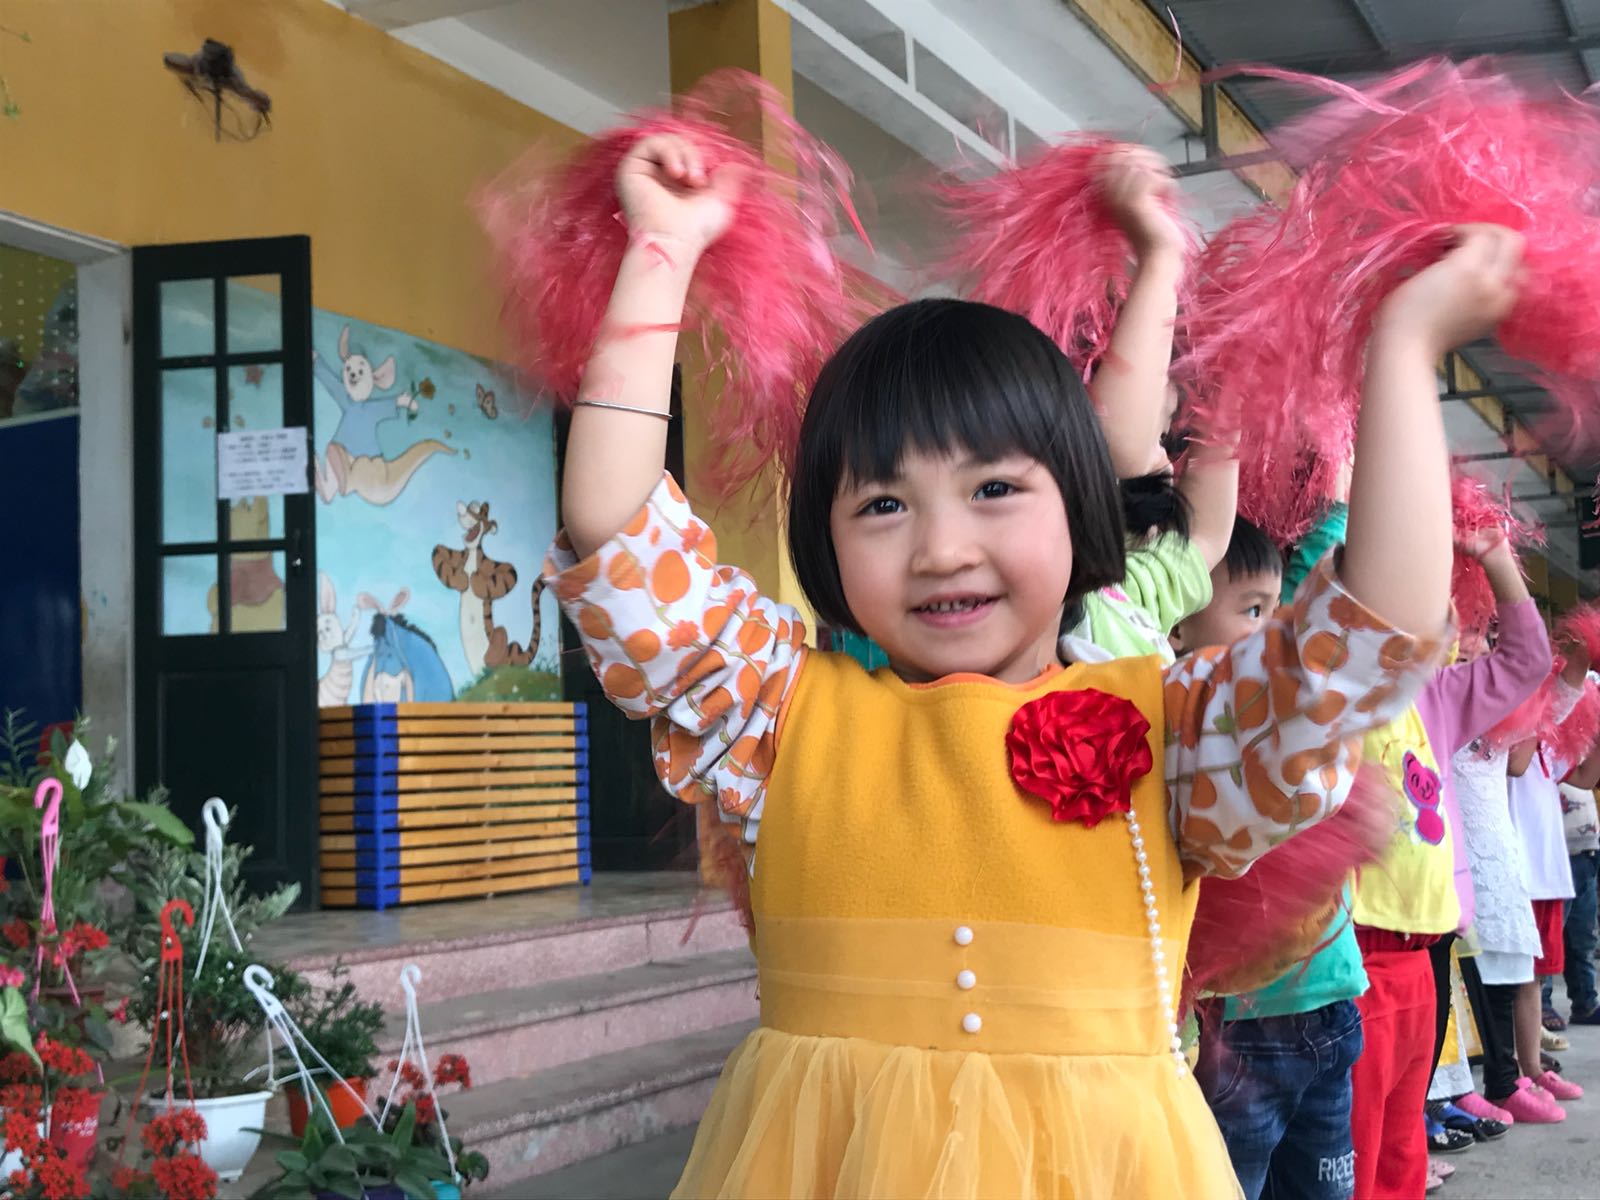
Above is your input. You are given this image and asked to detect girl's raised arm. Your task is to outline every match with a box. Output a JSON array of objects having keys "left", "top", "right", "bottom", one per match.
[
  {"left": 1089, "top": 147, "right": 1187, "bottom": 479},
  {"left": 561, "top": 135, "right": 744, "bottom": 560},
  {"left": 1342, "top": 226, "right": 1523, "bottom": 636}
]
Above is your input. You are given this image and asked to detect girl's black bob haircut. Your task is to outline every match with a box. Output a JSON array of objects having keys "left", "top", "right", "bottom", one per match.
[{"left": 787, "top": 298, "right": 1127, "bottom": 635}]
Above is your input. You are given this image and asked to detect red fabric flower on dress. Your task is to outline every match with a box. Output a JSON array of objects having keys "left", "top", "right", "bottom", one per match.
[{"left": 1006, "top": 688, "right": 1154, "bottom": 827}]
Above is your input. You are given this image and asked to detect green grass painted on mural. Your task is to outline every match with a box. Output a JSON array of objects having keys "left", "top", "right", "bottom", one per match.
[{"left": 456, "top": 665, "right": 563, "bottom": 702}]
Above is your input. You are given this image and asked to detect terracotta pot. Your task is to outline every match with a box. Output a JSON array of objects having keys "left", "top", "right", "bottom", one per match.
[{"left": 287, "top": 1076, "right": 370, "bottom": 1137}]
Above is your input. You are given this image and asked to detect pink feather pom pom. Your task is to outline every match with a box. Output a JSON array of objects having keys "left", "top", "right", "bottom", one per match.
[
  {"left": 933, "top": 136, "right": 1196, "bottom": 377},
  {"left": 477, "top": 69, "right": 877, "bottom": 494},
  {"left": 1485, "top": 663, "right": 1558, "bottom": 751},
  {"left": 1546, "top": 677, "right": 1600, "bottom": 768},
  {"left": 1451, "top": 472, "right": 1544, "bottom": 638},
  {"left": 1183, "top": 764, "right": 1392, "bottom": 1016},
  {"left": 1181, "top": 59, "right": 1600, "bottom": 546},
  {"left": 1555, "top": 603, "right": 1600, "bottom": 672}
]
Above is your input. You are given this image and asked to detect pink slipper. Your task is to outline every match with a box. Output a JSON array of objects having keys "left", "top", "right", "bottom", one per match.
[
  {"left": 1429, "top": 1158, "right": 1457, "bottom": 1181},
  {"left": 1534, "top": 1069, "right": 1584, "bottom": 1101},
  {"left": 1494, "top": 1077, "right": 1566, "bottom": 1123},
  {"left": 1456, "top": 1092, "right": 1515, "bottom": 1124}
]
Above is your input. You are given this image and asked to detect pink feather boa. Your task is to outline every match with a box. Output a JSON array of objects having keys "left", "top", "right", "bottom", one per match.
[
  {"left": 1450, "top": 473, "right": 1543, "bottom": 640},
  {"left": 1180, "top": 59, "right": 1600, "bottom": 545},
  {"left": 477, "top": 69, "right": 880, "bottom": 495},
  {"left": 933, "top": 135, "right": 1197, "bottom": 376}
]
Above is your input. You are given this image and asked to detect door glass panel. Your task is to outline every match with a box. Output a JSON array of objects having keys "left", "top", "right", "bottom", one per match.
[
  {"left": 227, "top": 550, "right": 287, "bottom": 633},
  {"left": 159, "top": 279, "right": 215, "bottom": 358},
  {"left": 226, "top": 275, "right": 281, "bottom": 354},
  {"left": 162, "top": 554, "right": 216, "bottom": 636},
  {"left": 225, "top": 362, "right": 286, "bottom": 538},
  {"left": 161, "top": 367, "right": 218, "bottom": 544}
]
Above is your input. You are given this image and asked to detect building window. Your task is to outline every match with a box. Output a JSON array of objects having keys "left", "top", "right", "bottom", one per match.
[{"left": 0, "top": 245, "right": 78, "bottom": 424}]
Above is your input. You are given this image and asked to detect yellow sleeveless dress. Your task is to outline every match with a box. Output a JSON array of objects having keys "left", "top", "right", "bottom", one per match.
[{"left": 672, "top": 650, "right": 1243, "bottom": 1199}]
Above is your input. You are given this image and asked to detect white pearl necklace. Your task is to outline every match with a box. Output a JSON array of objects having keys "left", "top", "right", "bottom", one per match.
[{"left": 1124, "top": 807, "right": 1186, "bottom": 1076}]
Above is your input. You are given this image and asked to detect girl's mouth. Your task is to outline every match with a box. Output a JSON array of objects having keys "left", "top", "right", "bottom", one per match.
[{"left": 912, "top": 595, "right": 999, "bottom": 628}]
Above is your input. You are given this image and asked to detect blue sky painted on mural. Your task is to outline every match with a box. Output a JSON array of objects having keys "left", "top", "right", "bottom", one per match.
[{"left": 160, "top": 282, "right": 560, "bottom": 703}]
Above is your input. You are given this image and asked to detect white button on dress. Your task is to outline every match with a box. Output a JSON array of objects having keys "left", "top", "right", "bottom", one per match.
[
  {"left": 956, "top": 969, "right": 976, "bottom": 990},
  {"left": 962, "top": 1012, "right": 982, "bottom": 1034},
  {"left": 953, "top": 925, "right": 974, "bottom": 946}
]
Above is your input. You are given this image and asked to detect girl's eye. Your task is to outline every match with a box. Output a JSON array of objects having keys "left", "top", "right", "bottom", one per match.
[
  {"left": 975, "top": 480, "right": 1017, "bottom": 500},
  {"left": 858, "top": 496, "right": 903, "bottom": 516},
  {"left": 1245, "top": 604, "right": 1263, "bottom": 619}
]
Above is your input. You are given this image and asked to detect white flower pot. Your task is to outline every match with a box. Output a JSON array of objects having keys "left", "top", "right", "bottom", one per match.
[{"left": 142, "top": 1090, "right": 272, "bottom": 1183}]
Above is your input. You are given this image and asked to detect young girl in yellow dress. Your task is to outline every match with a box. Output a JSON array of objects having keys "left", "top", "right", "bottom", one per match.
[{"left": 543, "top": 133, "right": 1515, "bottom": 1198}]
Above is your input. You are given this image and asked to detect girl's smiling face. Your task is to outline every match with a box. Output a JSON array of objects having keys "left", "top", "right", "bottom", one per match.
[{"left": 830, "top": 449, "right": 1074, "bottom": 684}]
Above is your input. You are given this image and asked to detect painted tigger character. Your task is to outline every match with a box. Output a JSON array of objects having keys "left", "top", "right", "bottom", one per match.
[{"left": 431, "top": 500, "right": 546, "bottom": 674}]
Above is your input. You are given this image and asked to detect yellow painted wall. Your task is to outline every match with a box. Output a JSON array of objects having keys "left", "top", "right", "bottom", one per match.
[{"left": 0, "top": 0, "right": 578, "bottom": 360}]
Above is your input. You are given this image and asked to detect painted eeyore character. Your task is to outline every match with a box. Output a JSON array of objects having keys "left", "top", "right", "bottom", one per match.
[{"left": 357, "top": 590, "right": 454, "bottom": 702}]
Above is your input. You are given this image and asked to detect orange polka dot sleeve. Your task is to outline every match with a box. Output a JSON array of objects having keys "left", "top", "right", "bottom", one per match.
[
  {"left": 544, "top": 474, "right": 807, "bottom": 842},
  {"left": 1163, "top": 560, "right": 1449, "bottom": 879}
]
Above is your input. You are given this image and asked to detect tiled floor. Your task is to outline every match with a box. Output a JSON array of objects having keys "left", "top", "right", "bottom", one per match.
[{"left": 252, "top": 871, "right": 714, "bottom": 962}]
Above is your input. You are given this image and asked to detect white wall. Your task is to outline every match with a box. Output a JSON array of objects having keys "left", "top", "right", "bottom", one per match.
[{"left": 76, "top": 252, "right": 136, "bottom": 788}]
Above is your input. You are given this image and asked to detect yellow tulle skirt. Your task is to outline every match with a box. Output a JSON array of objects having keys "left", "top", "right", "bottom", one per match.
[{"left": 671, "top": 1026, "right": 1244, "bottom": 1200}]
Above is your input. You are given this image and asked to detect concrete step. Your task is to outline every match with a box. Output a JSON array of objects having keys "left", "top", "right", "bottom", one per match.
[
  {"left": 446, "top": 1020, "right": 752, "bottom": 1187},
  {"left": 377, "top": 948, "right": 758, "bottom": 1087},
  {"left": 285, "top": 899, "right": 748, "bottom": 1006}
]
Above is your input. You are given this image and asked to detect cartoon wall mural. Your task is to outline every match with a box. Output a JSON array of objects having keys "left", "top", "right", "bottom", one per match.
[
  {"left": 432, "top": 500, "right": 549, "bottom": 678},
  {"left": 312, "top": 325, "right": 455, "bottom": 506},
  {"left": 356, "top": 589, "right": 456, "bottom": 702},
  {"left": 161, "top": 281, "right": 562, "bottom": 703}
]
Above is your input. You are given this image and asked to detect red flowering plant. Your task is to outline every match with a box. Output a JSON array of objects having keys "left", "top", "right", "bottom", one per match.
[
  {"left": 106, "top": 1106, "right": 219, "bottom": 1200},
  {"left": 1006, "top": 689, "right": 1154, "bottom": 827},
  {"left": 378, "top": 1054, "right": 489, "bottom": 1187},
  {"left": 0, "top": 712, "right": 189, "bottom": 1095},
  {"left": 0, "top": 1034, "right": 101, "bottom": 1199}
]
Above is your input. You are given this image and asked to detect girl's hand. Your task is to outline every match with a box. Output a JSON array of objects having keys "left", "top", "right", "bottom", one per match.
[
  {"left": 1456, "top": 526, "right": 1508, "bottom": 560},
  {"left": 1376, "top": 224, "right": 1524, "bottom": 357},
  {"left": 615, "top": 134, "right": 745, "bottom": 257},
  {"left": 1100, "top": 146, "right": 1185, "bottom": 257}
]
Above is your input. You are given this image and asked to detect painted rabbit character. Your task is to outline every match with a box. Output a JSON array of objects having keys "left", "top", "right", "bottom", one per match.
[
  {"left": 315, "top": 572, "right": 371, "bottom": 707},
  {"left": 312, "top": 325, "right": 454, "bottom": 506}
]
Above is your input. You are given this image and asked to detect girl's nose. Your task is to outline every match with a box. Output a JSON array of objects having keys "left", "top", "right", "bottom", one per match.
[{"left": 909, "top": 511, "right": 984, "bottom": 576}]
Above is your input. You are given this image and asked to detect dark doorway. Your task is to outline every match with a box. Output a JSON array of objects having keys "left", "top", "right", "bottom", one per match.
[{"left": 132, "top": 237, "right": 316, "bottom": 898}]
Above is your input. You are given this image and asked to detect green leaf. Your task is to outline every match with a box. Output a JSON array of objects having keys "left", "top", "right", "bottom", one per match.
[
  {"left": 1212, "top": 709, "right": 1236, "bottom": 735},
  {"left": 320, "top": 1144, "right": 359, "bottom": 1174},
  {"left": 277, "top": 1151, "right": 309, "bottom": 1172},
  {"left": 83, "top": 1015, "right": 115, "bottom": 1054},
  {"left": 394, "top": 1166, "right": 440, "bottom": 1199},
  {"left": 391, "top": 1100, "right": 418, "bottom": 1149},
  {"left": 0, "top": 988, "right": 38, "bottom": 1067},
  {"left": 119, "top": 800, "right": 195, "bottom": 845}
]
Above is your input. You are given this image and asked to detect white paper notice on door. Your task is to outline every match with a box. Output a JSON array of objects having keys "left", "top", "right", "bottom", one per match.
[{"left": 216, "top": 428, "right": 309, "bottom": 500}]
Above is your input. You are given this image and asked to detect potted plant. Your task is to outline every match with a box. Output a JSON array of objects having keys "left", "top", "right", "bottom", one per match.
[
  {"left": 0, "top": 711, "right": 195, "bottom": 973},
  {"left": 108, "top": 1105, "right": 220, "bottom": 1199},
  {"left": 284, "top": 971, "right": 385, "bottom": 1137},
  {"left": 250, "top": 1102, "right": 455, "bottom": 1200},
  {"left": 0, "top": 1027, "right": 103, "bottom": 1193},
  {"left": 380, "top": 1054, "right": 488, "bottom": 1198},
  {"left": 119, "top": 830, "right": 303, "bottom": 1182}
]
